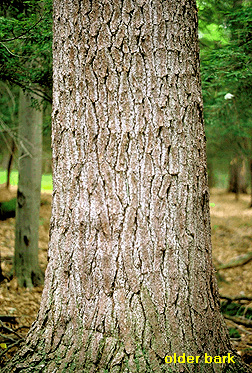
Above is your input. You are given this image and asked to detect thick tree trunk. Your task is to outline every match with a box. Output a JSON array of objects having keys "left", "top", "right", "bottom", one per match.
[
  {"left": 4, "top": 0, "right": 251, "bottom": 372},
  {"left": 14, "top": 89, "right": 44, "bottom": 287}
]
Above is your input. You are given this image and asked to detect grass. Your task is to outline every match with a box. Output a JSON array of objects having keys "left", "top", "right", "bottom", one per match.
[
  {"left": 0, "top": 167, "right": 237, "bottom": 195},
  {"left": 0, "top": 170, "right": 53, "bottom": 192}
]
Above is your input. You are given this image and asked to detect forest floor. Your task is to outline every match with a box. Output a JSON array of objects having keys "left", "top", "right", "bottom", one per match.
[{"left": 0, "top": 186, "right": 252, "bottom": 368}]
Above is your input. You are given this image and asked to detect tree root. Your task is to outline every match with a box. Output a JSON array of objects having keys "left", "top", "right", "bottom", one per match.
[{"left": 216, "top": 252, "right": 252, "bottom": 270}]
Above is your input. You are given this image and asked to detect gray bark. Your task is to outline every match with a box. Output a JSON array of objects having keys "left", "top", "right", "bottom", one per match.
[
  {"left": 4, "top": 0, "right": 251, "bottom": 372},
  {"left": 14, "top": 89, "right": 44, "bottom": 287}
]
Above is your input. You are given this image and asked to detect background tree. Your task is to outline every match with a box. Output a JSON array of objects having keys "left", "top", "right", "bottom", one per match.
[
  {"left": 0, "top": 0, "right": 53, "bottom": 181},
  {"left": 14, "top": 89, "right": 44, "bottom": 287},
  {"left": 0, "top": 82, "right": 18, "bottom": 187},
  {"left": 3, "top": 0, "right": 251, "bottom": 372},
  {"left": 0, "top": 0, "right": 52, "bottom": 285},
  {"left": 227, "top": 156, "right": 247, "bottom": 198},
  {"left": 199, "top": 0, "right": 252, "bottom": 198}
]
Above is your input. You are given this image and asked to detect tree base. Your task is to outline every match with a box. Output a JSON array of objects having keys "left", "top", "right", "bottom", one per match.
[
  {"left": 15, "top": 267, "right": 44, "bottom": 288},
  {"left": 2, "top": 338, "right": 252, "bottom": 373}
]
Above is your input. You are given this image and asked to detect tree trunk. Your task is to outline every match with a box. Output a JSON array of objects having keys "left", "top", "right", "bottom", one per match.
[
  {"left": 228, "top": 156, "right": 247, "bottom": 199},
  {"left": 249, "top": 158, "right": 252, "bottom": 207},
  {"left": 14, "top": 89, "right": 44, "bottom": 287},
  {"left": 6, "top": 139, "right": 15, "bottom": 189},
  {"left": 4, "top": 0, "right": 251, "bottom": 372}
]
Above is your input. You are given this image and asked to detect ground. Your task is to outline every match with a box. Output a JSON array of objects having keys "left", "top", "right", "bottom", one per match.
[{"left": 0, "top": 186, "right": 252, "bottom": 368}]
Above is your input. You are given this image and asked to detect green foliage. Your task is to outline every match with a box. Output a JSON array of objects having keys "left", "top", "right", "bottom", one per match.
[
  {"left": 198, "top": 0, "right": 252, "bottom": 183},
  {"left": 228, "top": 327, "right": 241, "bottom": 339},
  {"left": 0, "top": 0, "right": 52, "bottom": 100}
]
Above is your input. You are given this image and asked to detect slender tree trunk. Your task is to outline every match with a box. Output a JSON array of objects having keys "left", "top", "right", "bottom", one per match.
[
  {"left": 228, "top": 156, "right": 247, "bottom": 200},
  {"left": 249, "top": 158, "right": 252, "bottom": 207},
  {"left": 14, "top": 89, "right": 44, "bottom": 287},
  {"left": 6, "top": 139, "right": 15, "bottom": 189},
  {"left": 4, "top": 0, "right": 251, "bottom": 372}
]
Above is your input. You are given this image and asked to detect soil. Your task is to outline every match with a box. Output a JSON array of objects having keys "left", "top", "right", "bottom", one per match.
[{"left": 0, "top": 186, "right": 252, "bottom": 368}]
